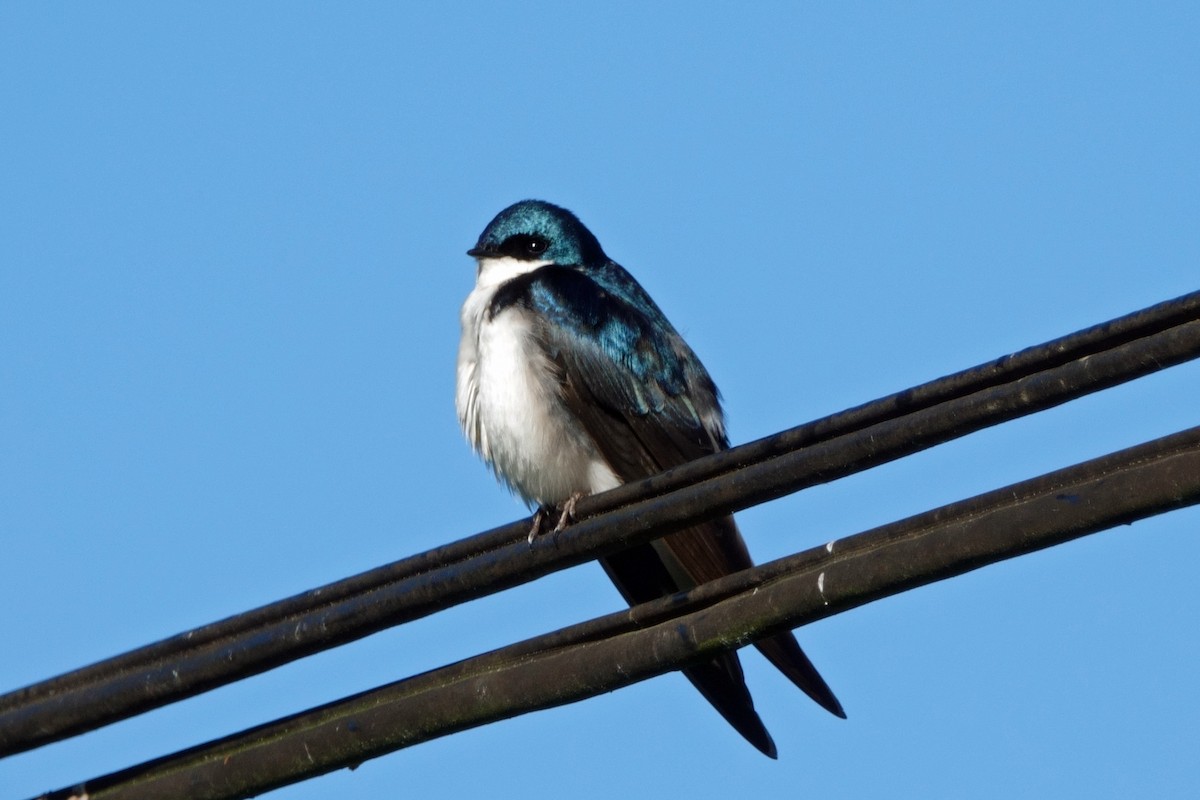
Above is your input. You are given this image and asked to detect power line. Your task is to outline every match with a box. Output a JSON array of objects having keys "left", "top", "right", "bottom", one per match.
[
  {"left": 3, "top": 290, "right": 1199, "bottom": 759},
  {"left": 35, "top": 426, "right": 1200, "bottom": 799}
]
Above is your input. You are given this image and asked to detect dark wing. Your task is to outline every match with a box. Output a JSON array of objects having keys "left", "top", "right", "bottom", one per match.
[{"left": 509, "top": 265, "right": 844, "bottom": 751}]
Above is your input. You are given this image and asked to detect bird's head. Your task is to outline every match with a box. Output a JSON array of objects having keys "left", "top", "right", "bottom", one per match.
[{"left": 468, "top": 200, "right": 606, "bottom": 269}]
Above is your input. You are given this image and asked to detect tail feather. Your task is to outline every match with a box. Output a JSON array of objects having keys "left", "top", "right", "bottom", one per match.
[
  {"left": 600, "top": 522, "right": 846, "bottom": 758},
  {"left": 756, "top": 633, "right": 847, "bottom": 719},
  {"left": 682, "top": 655, "right": 777, "bottom": 758}
]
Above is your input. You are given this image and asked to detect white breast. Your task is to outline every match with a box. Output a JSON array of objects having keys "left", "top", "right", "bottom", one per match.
[{"left": 456, "top": 257, "right": 619, "bottom": 506}]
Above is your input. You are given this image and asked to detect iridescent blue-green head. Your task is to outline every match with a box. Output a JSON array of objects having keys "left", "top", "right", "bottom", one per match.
[{"left": 468, "top": 200, "right": 607, "bottom": 267}]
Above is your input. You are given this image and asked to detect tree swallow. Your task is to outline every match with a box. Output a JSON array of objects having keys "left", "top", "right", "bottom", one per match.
[{"left": 456, "top": 199, "right": 845, "bottom": 757}]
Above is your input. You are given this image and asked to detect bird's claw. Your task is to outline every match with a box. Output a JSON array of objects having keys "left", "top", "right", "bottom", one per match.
[
  {"left": 527, "top": 507, "right": 548, "bottom": 546},
  {"left": 527, "top": 493, "right": 584, "bottom": 547},
  {"left": 552, "top": 493, "right": 582, "bottom": 534}
]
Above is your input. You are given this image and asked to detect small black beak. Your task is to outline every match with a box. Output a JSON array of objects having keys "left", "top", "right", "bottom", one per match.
[{"left": 466, "top": 246, "right": 489, "bottom": 258}]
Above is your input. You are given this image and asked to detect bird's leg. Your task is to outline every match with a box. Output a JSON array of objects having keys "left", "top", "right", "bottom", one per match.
[
  {"left": 527, "top": 506, "right": 550, "bottom": 546},
  {"left": 552, "top": 492, "right": 584, "bottom": 534},
  {"left": 527, "top": 493, "right": 585, "bottom": 547}
]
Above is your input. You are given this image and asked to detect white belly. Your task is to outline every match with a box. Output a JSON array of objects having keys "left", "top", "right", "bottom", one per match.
[{"left": 456, "top": 261, "right": 619, "bottom": 506}]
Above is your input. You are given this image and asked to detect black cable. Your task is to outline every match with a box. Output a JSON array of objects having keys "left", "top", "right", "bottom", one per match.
[
  {"left": 37, "top": 426, "right": 1200, "bottom": 800},
  {"left": 3, "top": 290, "right": 1199, "bottom": 757}
]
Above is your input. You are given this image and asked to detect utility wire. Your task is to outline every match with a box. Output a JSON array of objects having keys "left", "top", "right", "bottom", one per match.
[
  {"left": 3, "top": 290, "right": 1200, "bottom": 757},
  {"left": 35, "top": 426, "right": 1200, "bottom": 800}
]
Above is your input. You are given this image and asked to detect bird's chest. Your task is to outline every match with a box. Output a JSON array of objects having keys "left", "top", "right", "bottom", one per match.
[{"left": 456, "top": 284, "right": 606, "bottom": 505}]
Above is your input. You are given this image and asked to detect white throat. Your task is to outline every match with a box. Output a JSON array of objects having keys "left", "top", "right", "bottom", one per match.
[{"left": 473, "top": 255, "right": 552, "bottom": 290}]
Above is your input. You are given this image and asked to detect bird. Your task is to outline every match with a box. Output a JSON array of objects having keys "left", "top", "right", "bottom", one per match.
[{"left": 456, "top": 199, "right": 845, "bottom": 757}]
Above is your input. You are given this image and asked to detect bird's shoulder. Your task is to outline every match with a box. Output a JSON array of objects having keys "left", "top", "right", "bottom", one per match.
[
  {"left": 489, "top": 261, "right": 728, "bottom": 473},
  {"left": 488, "top": 263, "right": 681, "bottom": 387}
]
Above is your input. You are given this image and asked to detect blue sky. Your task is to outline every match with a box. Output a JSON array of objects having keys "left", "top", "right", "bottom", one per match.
[{"left": 2, "top": 3, "right": 1198, "bottom": 798}]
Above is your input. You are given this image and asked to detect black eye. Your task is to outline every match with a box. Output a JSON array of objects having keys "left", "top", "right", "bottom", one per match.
[{"left": 498, "top": 234, "right": 551, "bottom": 260}]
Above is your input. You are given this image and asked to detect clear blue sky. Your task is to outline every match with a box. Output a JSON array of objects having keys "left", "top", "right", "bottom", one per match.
[{"left": 3, "top": 3, "right": 1198, "bottom": 798}]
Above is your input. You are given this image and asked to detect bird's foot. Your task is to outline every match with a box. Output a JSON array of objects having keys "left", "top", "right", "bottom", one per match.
[
  {"left": 552, "top": 492, "right": 583, "bottom": 535},
  {"left": 527, "top": 493, "right": 585, "bottom": 547},
  {"left": 527, "top": 507, "right": 549, "bottom": 546}
]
